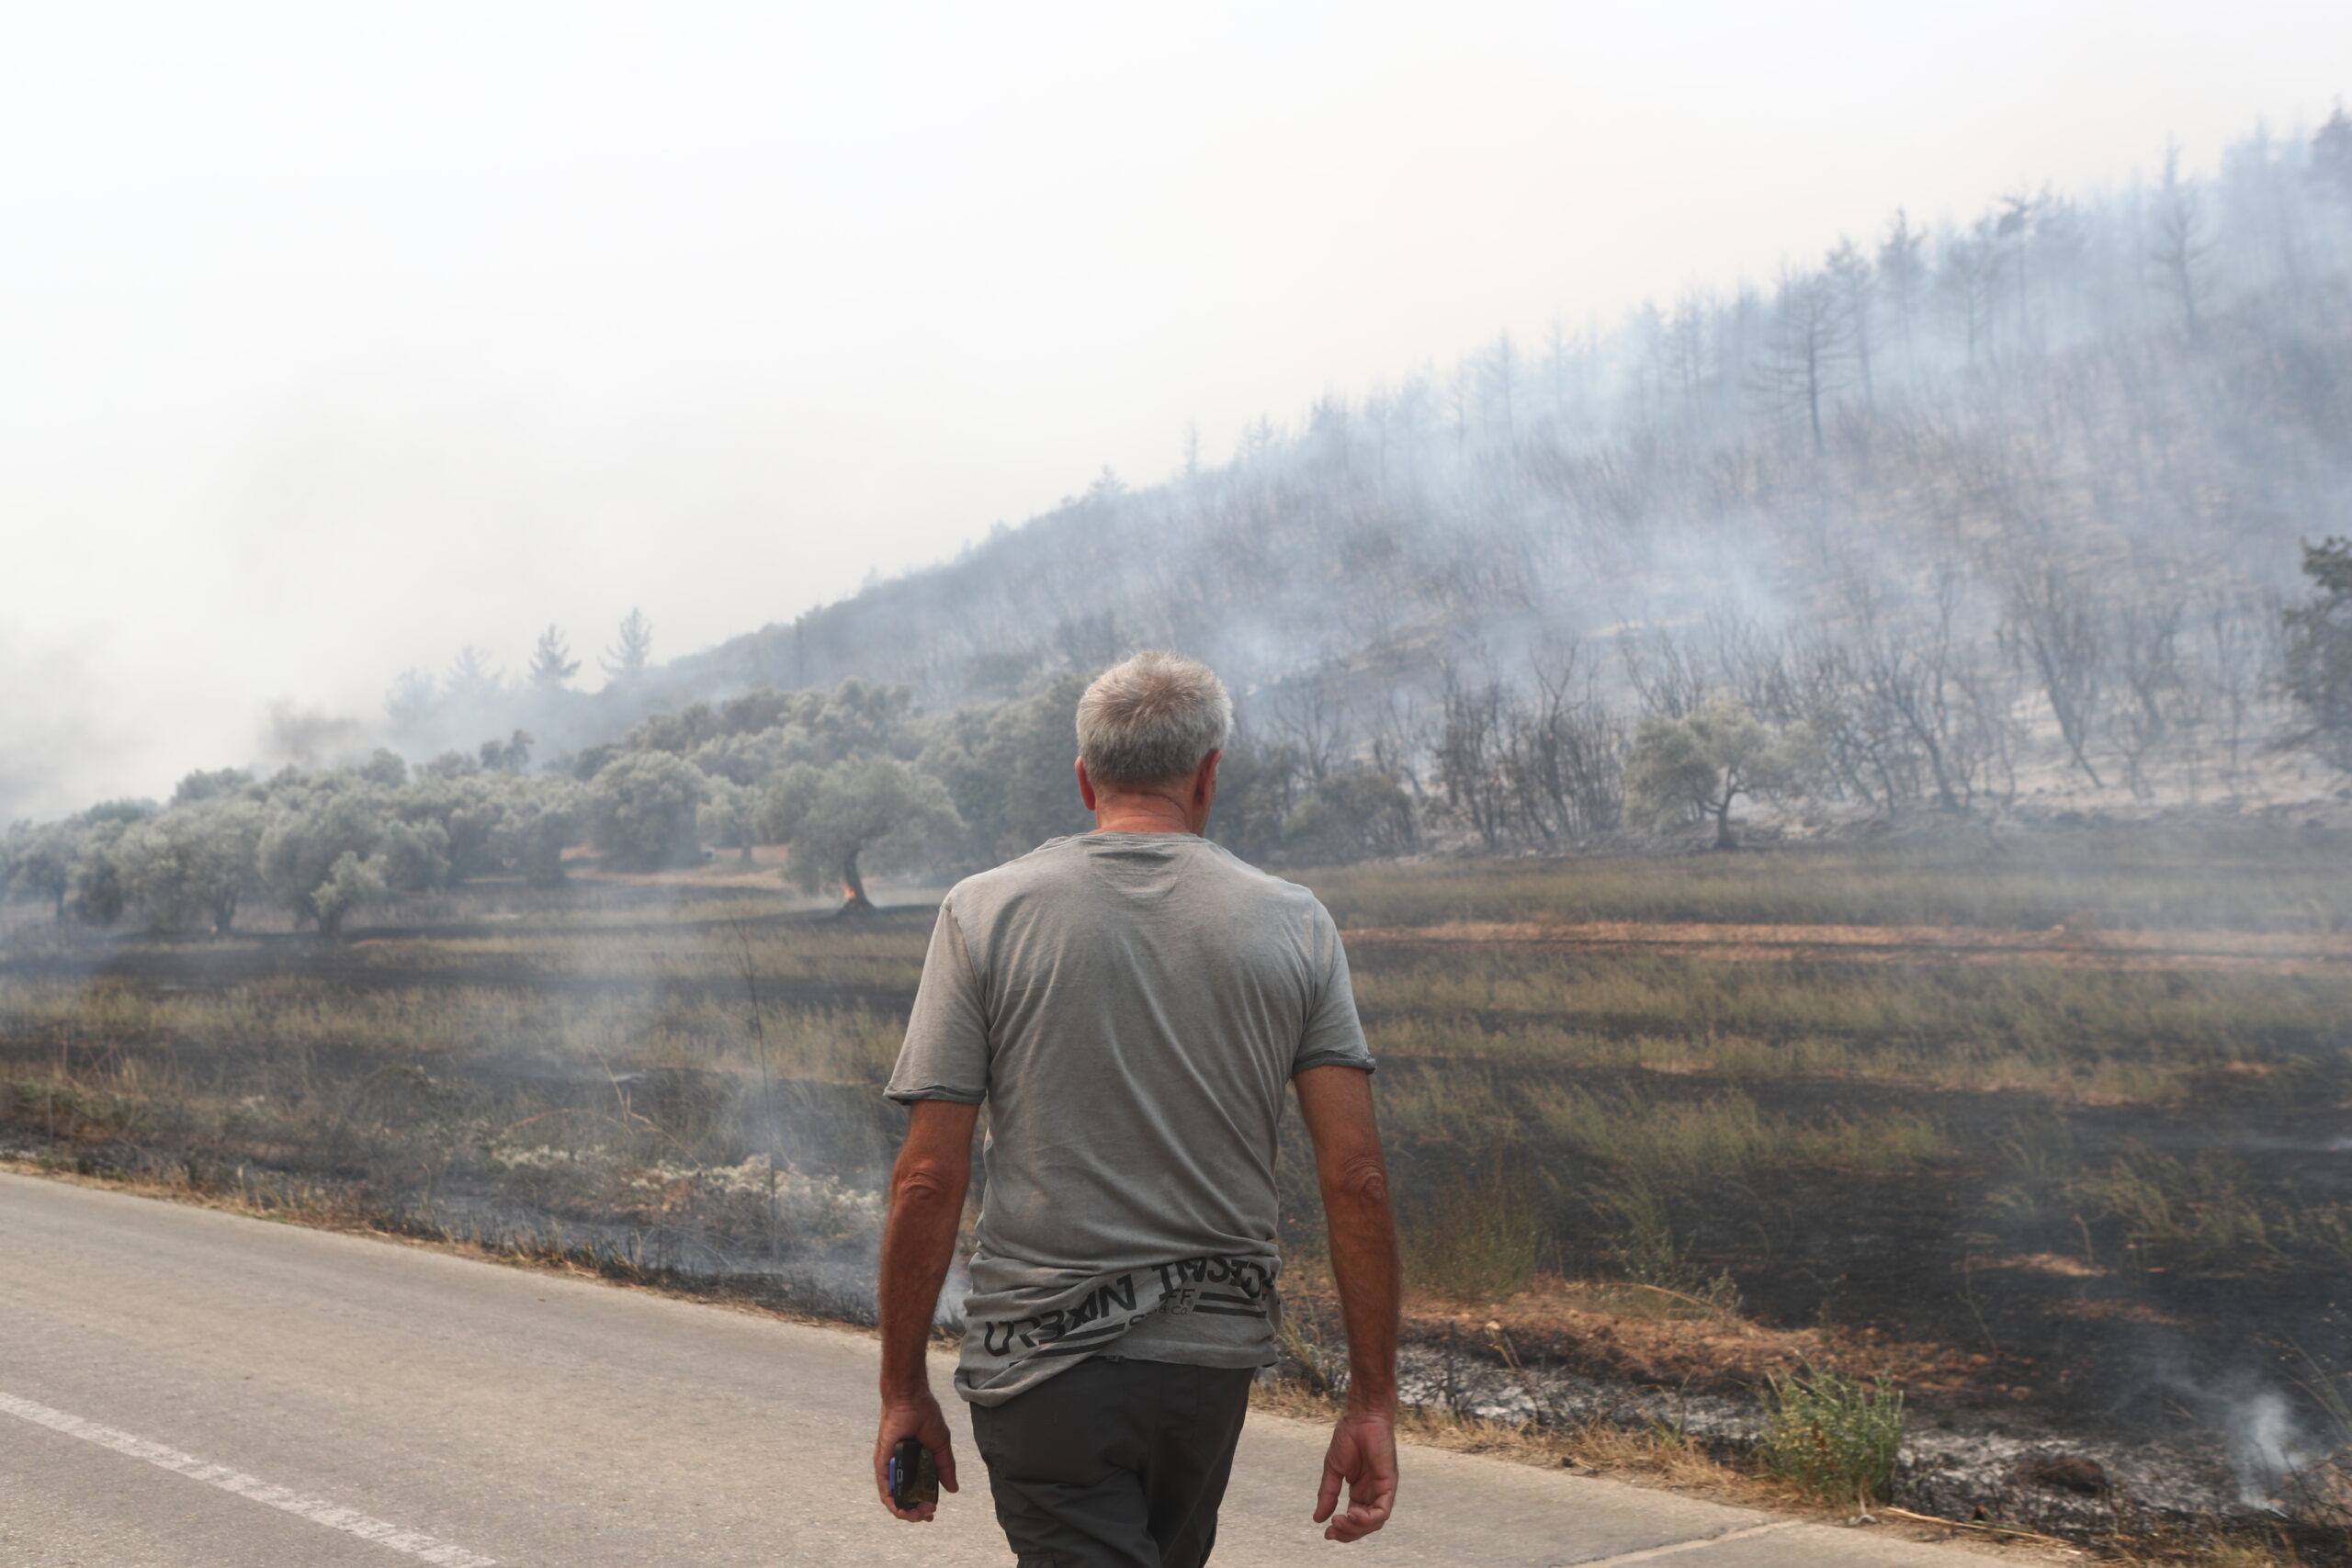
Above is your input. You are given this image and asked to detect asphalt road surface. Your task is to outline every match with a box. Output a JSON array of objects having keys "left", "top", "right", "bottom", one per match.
[{"left": 0, "top": 1171, "right": 1997, "bottom": 1567}]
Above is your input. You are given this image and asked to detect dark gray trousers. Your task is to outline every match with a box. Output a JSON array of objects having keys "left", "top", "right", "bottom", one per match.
[{"left": 969, "top": 1357, "right": 1256, "bottom": 1568}]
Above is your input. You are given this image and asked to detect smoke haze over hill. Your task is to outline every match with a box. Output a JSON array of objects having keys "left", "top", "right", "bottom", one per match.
[
  {"left": 368, "top": 114, "right": 2352, "bottom": 841},
  {"left": 7, "top": 3, "right": 2352, "bottom": 819}
]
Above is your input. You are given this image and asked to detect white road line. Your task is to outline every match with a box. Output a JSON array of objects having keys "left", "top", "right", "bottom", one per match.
[
  {"left": 1568, "top": 1519, "right": 1804, "bottom": 1568},
  {"left": 0, "top": 1390, "right": 497, "bottom": 1567}
]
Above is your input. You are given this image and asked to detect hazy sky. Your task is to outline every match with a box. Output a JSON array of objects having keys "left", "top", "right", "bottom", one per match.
[{"left": 6, "top": 0, "right": 2346, "bottom": 816}]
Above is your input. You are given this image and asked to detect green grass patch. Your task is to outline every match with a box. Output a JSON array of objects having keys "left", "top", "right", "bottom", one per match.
[{"left": 1756, "top": 1369, "right": 1907, "bottom": 1506}]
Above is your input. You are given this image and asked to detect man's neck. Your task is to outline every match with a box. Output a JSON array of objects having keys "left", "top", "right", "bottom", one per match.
[{"left": 1091, "top": 795, "right": 1196, "bottom": 835}]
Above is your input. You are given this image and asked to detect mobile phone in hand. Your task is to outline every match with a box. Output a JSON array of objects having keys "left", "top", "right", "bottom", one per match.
[{"left": 888, "top": 1438, "right": 938, "bottom": 1510}]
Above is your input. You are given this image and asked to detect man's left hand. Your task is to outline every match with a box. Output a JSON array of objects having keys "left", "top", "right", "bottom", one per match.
[
  {"left": 873, "top": 1393, "right": 961, "bottom": 1522},
  {"left": 1315, "top": 1407, "right": 1398, "bottom": 1542}
]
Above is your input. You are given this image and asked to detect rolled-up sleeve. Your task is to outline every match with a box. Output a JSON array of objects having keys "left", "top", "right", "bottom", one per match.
[
  {"left": 886, "top": 894, "right": 990, "bottom": 1104},
  {"left": 1292, "top": 906, "right": 1374, "bottom": 1076}
]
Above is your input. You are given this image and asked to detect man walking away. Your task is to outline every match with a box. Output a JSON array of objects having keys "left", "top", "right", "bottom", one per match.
[{"left": 871, "top": 649, "right": 1400, "bottom": 1567}]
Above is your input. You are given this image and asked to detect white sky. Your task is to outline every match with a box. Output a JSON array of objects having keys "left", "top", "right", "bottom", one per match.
[{"left": 4, "top": 0, "right": 2347, "bottom": 816}]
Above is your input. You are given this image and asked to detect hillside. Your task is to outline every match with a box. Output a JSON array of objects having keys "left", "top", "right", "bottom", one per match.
[
  {"left": 612, "top": 118, "right": 2352, "bottom": 815},
  {"left": 17, "top": 119, "right": 2352, "bottom": 943}
]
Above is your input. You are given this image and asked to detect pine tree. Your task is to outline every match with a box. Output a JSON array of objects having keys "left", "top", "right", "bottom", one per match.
[
  {"left": 529, "top": 625, "right": 581, "bottom": 691},
  {"left": 2312, "top": 105, "right": 2352, "bottom": 202},
  {"left": 603, "top": 609, "right": 653, "bottom": 682}
]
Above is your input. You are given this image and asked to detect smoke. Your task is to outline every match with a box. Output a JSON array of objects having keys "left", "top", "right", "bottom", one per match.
[
  {"left": 2230, "top": 1390, "right": 2321, "bottom": 1509},
  {"left": 2152, "top": 1357, "right": 2350, "bottom": 1513},
  {"left": 0, "top": 630, "right": 153, "bottom": 823},
  {"left": 261, "top": 701, "right": 373, "bottom": 770},
  {"left": 626, "top": 115, "right": 2352, "bottom": 817}
]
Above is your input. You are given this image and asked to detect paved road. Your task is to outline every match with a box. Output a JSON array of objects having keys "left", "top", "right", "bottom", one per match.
[{"left": 0, "top": 1171, "right": 1993, "bottom": 1567}]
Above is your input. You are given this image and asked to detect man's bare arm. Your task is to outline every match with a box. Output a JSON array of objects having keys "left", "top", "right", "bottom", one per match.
[
  {"left": 872, "top": 1097, "right": 979, "bottom": 1521},
  {"left": 1295, "top": 1063, "right": 1399, "bottom": 1543}
]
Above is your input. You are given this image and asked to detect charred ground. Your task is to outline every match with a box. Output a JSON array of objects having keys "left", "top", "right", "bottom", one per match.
[{"left": 4, "top": 827, "right": 2347, "bottom": 1548}]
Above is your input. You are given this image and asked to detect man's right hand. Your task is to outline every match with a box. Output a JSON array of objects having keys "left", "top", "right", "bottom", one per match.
[
  {"left": 873, "top": 1099, "right": 978, "bottom": 1522},
  {"left": 872, "top": 1392, "right": 960, "bottom": 1522},
  {"left": 1314, "top": 1407, "right": 1397, "bottom": 1542}
]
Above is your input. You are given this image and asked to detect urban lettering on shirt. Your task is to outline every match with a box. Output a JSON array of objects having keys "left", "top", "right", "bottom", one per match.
[{"left": 973, "top": 1253, "right": 1272, "bottom": 1360}]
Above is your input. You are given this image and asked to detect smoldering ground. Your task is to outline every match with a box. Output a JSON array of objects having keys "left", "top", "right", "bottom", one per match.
[
  {"left": 8, "top": 833, "right": 2351, "bottom": 1550},
  {"left": 0, "top": 877, "right": 932, "bottom": 1322}
]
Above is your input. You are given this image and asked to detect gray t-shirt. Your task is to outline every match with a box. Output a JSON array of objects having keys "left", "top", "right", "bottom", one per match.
[{"left": 886, "top": 831, "right": 1374, "bottom": 1405}]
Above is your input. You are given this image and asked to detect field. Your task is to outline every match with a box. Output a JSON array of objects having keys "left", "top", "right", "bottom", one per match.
[{"left": 5, "top": 826, "right": 2350, "bottom": 1545}]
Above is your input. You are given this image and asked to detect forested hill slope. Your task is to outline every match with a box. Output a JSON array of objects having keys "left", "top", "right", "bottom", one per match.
[
  {"left": 17, "top": 124, "right": 2352, "bottom": 938},
  {"left": 674, "top": 121, "right": 2351, "bottom": 781}
]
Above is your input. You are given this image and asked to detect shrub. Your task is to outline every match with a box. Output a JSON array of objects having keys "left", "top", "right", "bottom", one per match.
[{"left": 1756, "top": 1369, "right": 1906, "bottom": 1506}]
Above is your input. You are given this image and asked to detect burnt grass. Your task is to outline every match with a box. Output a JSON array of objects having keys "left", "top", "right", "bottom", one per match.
[
  {"left": 1345, "top": 951, "right": 2352, "bottom": 1428},
  {"left": 6, "top": 847, "right": 2350, "bottom": 1543},
  {"left": 0, "top": 902, "right": 922, "bottom": 1017},
  {"left": 1424, "top": 1056, "right": 2349, "bottom": 1416}
]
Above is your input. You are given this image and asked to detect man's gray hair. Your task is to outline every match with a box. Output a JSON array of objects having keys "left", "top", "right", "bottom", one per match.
[{"left": 1076, "top": 650, "right": 1234, "bottom": 788}]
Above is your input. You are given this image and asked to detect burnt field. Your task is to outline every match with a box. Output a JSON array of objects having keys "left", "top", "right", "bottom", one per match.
[{"left": 5, "top": 827, "right": 2350, "bottom": 1546}]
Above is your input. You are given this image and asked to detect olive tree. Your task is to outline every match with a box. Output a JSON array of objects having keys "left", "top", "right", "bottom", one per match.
[
  {"left": 65, "top": 825, "right": 133, "bottom": 925},
  {"left": 257, "top": 784, "right": 434, "bottom": 938},
  {"left": 1625, "top": 698, "right": 1815, "bottom": 849},
  {"left": 759, "top": 754, "right": 960, "bottom": 913},
  {"left": 47, "top": 802, "right": 161, "bottom": 926},
  {"left": 584, "top": 751, "right": 707, "bottom": 870},
  {"left": 117, "top": 798, "right": 266, "bottom": 933},
  {"left": 1, "top": 818, "right": 84, "bottom": 921},
  {"left": 919, "top": 675, "right": 1091, "bottom": 863},
  {"left": 696, "top": 777, "right": 760, "bottom": 866},
  {"left": 400, "top": 772, "right": 513, "bottom": 882},
  {"left": 489, "top": 779, "right": 582, "bottom": 887},
  {"left": 311, "top": 851, "right": 390, "bottom": 940}
]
